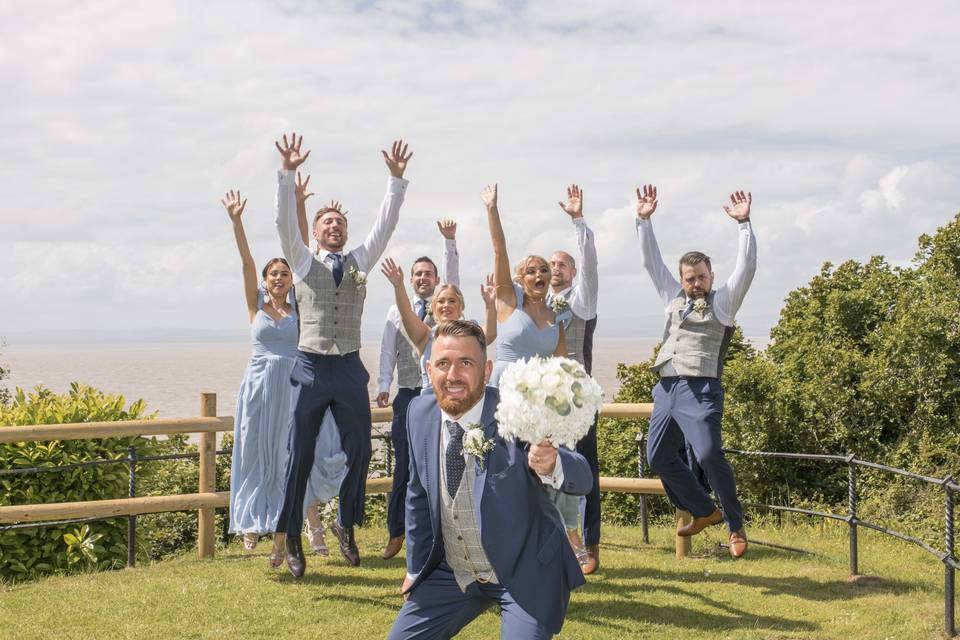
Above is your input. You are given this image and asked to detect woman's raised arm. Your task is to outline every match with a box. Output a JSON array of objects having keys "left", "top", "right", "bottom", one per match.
[{"left": 221, "top": 190, "right": 259, "bottom": 322}]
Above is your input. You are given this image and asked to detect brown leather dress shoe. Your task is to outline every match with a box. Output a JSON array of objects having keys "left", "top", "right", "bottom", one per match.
[
  {"left": 582, "top": 544, "right": 600, "bottom": 575},
  {"left": 382, "top": 535, "right": 404, "bottom": 560},
  {"left": 330, "top": 519, "right": 361, "bottom": 567},
  {"left": 676, "top": 508, "right": 724, "bottom": 537},
  {"left": 729, "top": 529, "right": 748, "bottom": 558}
]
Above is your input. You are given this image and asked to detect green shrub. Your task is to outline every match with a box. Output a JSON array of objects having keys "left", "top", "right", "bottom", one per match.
[{"left": 0, "top": 384, "right": 155, "bottom": 581}]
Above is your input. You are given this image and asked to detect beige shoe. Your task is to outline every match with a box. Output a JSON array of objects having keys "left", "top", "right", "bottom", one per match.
[
  {"left": 304, "top": 520, "right": 329, "bottom": 556},
  {"left": 566, "top": 528, "right": 589, "bottom": 569},
  {"left": 242, "top": 532, "right": 259, "bottom": 551},
  {"left": 268, "top": 533, "right": 285, "bottom": 569}
]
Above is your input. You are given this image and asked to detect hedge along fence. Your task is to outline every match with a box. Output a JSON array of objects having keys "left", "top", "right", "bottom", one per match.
[{"left": 0, "top": 395, "right": 681, "bottom": 567}]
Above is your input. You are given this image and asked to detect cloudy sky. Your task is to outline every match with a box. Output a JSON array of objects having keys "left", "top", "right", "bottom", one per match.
[{"left": 2, "top": 0, "right": 959, "bottom": 340}]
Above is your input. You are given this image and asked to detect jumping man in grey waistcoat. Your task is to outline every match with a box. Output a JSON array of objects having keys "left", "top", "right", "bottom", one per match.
[
  {"left": 635, "top": 184, "right": 756, "bottom": 558},
  {"left": 377, "top": 221, "right": 460, "bottom": 560},
  {"left": 273, "top": 132, "right": 413, "bottom": 577},
  {"left": 547, "top": 183, "right": 600, "bottom": 574}
]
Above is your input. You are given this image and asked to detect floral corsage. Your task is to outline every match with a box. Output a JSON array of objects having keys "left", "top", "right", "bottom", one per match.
[
  {"left": 462, "top": 424, "right": 495, "bottom": 470},
  {"left": 693, "top": 298, "right": 708, "bottom": 316},
  {"left": 549, "top": 294, "right": 569, "bottom": 314},
  {"left": 348, "top": 265, "right": 367, "bottom": 286}
]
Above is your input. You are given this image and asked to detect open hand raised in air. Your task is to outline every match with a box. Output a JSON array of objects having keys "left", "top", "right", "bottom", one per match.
[
  {"left": 480, "top": 184, "right": 498, "bottom": 210},
  {"left": 380, "top": 257, "right": 405, "bottom": 288},
  {"left": 723, "top": 191, "right": 752, "bottom": 222},
  {"left": 437, "top": 219, "right": 457, "bottom": 239},
  {"left": 558, "top": 184, "right": 583, "bottom": 219},
  {"left": 221, "top": 190, "right": 247, "bottom": 220},
  {"left": 635, "top": 184, "right": 658, "bottom": 220},
  {"left": 275, "top": 132, "right": 311, "bottom": 171},
  {"left": 382, "top": 139, "right": 413, "bottom": 178},
  {"left": 296, "top": 172, "right": 314, "bottom": 205}
]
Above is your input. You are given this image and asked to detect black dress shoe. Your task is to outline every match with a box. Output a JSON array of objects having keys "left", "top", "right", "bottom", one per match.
[
  {"left": 330, "top": 520, "right": 361, "bottom": 567},
  {"left": 285, "top": 535, "right": 306, "bottom": 578}
]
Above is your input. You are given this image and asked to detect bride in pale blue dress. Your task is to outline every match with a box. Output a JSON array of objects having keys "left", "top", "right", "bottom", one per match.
[
  {"left": 221, "top": 186, "right": 346, "bottom": 568},
  {"left": 481, "top": 184, "right": 588, "bottom": 567}
]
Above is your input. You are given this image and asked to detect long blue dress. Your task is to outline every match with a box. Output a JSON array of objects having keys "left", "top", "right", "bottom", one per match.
[
  {"left": 229, "top": 295, "right": 347, "bottom": 534},
  {"left": 489, "top": 283, "right": 579, "bottom": 528}
]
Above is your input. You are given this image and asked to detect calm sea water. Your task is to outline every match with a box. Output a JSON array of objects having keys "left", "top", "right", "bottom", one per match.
[{"left": 2, "top": 339, "right": 664, "bottom": 419}]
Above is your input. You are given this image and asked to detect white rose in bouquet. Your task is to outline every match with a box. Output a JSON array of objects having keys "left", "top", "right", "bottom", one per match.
[{"left": 494, "top": 356, "right": 604, "bottom": 449}]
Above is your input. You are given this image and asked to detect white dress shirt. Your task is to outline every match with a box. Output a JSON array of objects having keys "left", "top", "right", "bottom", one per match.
[
  {"left": 275, "top": 169, "right": 408, "bottom": 284},
  {"left": 550, "top": 217, "right": 599, "bottom": 320},
  {"left": 377, "top": 239, "right": 461, "bottom": 393},
  {"left": 636, "top": 217, "right": 757, "bottom": 327}
]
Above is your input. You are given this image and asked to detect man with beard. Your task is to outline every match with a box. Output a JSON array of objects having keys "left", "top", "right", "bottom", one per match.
[
  {"left": 548, "top": 183, "right": 600, "bottom": 573},
  {"left": 635, "top": 184, "right": 756, "bottom": 558},
  {"left": 273, "top": 132, "right": 412, "bottom": 576},
  {"left": 389, "top": 320, "right": 592, "bottom": 639},
  {"left": 377, "top": 220, "right": 460, "bottom": 560}
]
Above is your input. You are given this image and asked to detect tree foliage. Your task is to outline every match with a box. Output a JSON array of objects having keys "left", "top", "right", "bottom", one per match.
[{"left": 600, "top": 212, "right": 960, "bottom": 537}]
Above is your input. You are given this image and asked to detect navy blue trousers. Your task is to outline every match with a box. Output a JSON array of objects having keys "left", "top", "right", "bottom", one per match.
[
  {"left": 388, "top": 561, "right": 552, "bottom": 640},
  {"left": 277, "top": 350, "right": 372, "bottom": 535},
  {"left": 646, "top": 376, "right": 744, "bottom": 533},
  {"left": 575, "top": 415, "right": 600, "bottom": 546},
  {"left": 386, "top": 386, "right": 421, "bottom": 538}
]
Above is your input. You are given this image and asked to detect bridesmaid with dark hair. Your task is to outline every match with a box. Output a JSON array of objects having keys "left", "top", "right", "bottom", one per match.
[{"left": 221, "top": 183, "right": 346, "bottom": 568}]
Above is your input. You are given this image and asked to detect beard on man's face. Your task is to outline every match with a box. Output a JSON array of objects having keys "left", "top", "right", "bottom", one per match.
[{"left": 433, "top": 378, "right": 485, "bottom": 416}]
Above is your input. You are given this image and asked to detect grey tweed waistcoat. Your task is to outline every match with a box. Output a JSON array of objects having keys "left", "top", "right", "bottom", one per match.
[
  {"left": 441, "top": 457, "right": 498, "bottom": 591},
  {"left": 295, "top": 253, "right": 365, "bottom": 354},
  {"left": 564, "top": 313, "right": 587, "bottom": 368},
  {"left": 652, "top": 291, "right": 734, "bottom": 379},
  {"left": 395, "top": 304, "right": 434, "bottom": 389}
]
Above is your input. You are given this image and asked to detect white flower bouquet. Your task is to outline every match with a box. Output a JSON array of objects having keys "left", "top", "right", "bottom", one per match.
[{"left": 495, "top": 356, "right": 604, "bottom": 448}]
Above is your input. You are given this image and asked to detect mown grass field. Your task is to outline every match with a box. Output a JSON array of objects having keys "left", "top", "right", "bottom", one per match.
[{"left": 0, "top": 520, "right": 948, "bottom": 639}]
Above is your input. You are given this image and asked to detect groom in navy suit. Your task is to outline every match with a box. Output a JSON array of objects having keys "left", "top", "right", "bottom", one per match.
[{"left": 388, "top": 320, "right": 592, "bottom": 639}]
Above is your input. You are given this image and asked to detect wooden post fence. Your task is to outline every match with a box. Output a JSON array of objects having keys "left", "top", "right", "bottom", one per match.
[{"left": 0, "top": 394, "right": 690, "bottom": 559}]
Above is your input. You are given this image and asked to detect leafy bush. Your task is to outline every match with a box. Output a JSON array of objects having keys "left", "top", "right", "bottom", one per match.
[
  {"left": 0, "top": 339, "right": 10, "bottom": 406},
  {"left": 0, "top": 384, "right": 155, "bottom": 581},
  {"left": 601, "top": 212, "right": 960, "bottom": 542}
]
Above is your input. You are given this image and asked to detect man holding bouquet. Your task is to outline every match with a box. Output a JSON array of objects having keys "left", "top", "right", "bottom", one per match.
[
  {"left": 388, "top": 320, "right": 592, "bottom": 639},
  {"left": 635, "top": 185, "right": 757, "bottom": 558}
]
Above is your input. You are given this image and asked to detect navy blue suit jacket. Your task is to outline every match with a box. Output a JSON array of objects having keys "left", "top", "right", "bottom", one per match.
[{"left": 403, "top": 388, "right": 593, "bottom": 634}]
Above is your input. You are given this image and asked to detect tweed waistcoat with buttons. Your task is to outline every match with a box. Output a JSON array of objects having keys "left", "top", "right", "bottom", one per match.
[
  {"left": 652, "top": 291, "right": 734, "bottom": 379},
  {"left": 440, "top": 456, "right": 497, "bottom": 591},
  {"left": 295, "top": 253, "right": 365, "bottom": 354}
]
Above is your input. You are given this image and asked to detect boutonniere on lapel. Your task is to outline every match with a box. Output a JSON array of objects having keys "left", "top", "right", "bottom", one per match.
[
  {"left": 348, "top": 265, "right": 367, "bottom": 286},
  {"left": 462, "top": 424, "right": 495, "bottom": 470},
  {"left": 692, "top": 298, "right": 708, "bottom": 317},
  {"left": 425, "top": 300, "right": 434, "bottom": 319},
  {"left": 549, "top": 294, "right": 569, "bottom": 314}
]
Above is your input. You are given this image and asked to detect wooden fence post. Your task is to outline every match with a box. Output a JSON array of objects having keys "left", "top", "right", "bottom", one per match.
[
  {"left": 675, "top": 509, "right": 692, "bottom": 558},
  {"left": 198, "top": 392, "right": 217, "bottom": 559}
]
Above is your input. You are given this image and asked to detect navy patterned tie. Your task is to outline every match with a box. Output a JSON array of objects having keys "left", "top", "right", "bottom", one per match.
[
  {"left": 444, "top": 420, "right": 465, "bottom": 499},
  {"left": 328, "top": 253, "right": 344, "bottom": 286},
  {"left": 680, "top": 299, "right": 695, "bottom": 320},
  {"left": 416, "top": 298, "right": 427, "bottom": 321}
]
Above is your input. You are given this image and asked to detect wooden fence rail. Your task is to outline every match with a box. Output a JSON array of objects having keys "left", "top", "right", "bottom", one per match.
[{"left": 0, "top": 394, "right": 690, "bottom": 558}]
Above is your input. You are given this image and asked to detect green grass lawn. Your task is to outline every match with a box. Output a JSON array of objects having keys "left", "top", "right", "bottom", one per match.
[{"left": 0, "top": 520, "right": 948, "bottom": 639}]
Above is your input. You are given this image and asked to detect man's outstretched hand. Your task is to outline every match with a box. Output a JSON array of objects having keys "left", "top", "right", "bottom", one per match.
[
  {"left": 383, "top": 139, "right": 413, "bottom": 179},
  {"left": 275, "top": 132, "right": 311, "bottom": 171},
  {"left": 635, "top": 184, "right": 658, "bottom": 220},
  {"left": 558, "top": 184, "right": 584, "bottom": 219},
  {"left": 723, "top": 190, "right": 752, "bottom": 222},
  {"left": 528, "top": 440, "right": 558, "bottom": 476}
]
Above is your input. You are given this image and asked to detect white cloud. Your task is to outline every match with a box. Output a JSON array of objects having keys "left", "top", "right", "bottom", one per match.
[{"left": 1, "top": 0, "right": 959, "bottom": 338}]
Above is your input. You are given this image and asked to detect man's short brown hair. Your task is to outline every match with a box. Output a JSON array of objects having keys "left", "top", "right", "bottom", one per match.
[
  {"left": 679, "top": 251, "right": 712, "bottom": 273},
  {"left": 434, "top": 319, "right": 486, "bottom": 354},
  {"left": 313, "top": 207, "right": 348, "bottom": 226}
]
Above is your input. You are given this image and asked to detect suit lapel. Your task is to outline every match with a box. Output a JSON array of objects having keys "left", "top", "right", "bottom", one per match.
[
  {"left": 423, "top": 401, "right": 442, "bottom": 536},
  {"left": 473, "top": 389, "right": 499, "bottom": 524}
]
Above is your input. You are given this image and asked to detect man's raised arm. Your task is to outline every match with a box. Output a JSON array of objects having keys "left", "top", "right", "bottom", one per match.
[
  {"left": 634, "top": 184, "right": 681, "bottom": 305},
  {"left": 437, "top": 219, "right": 460, "bottom": 286},
  {"left": 352, "top": 139, "right": 412, "bottom": 273},
  {"left": 714, "top": 190, "right": 757, "bottom": 323},
  {"left": 558, "top": 184, "right": 598, "bottom": 319},
  {"left": 274, "top": 132, "right": 314, "bottom": 283}
]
